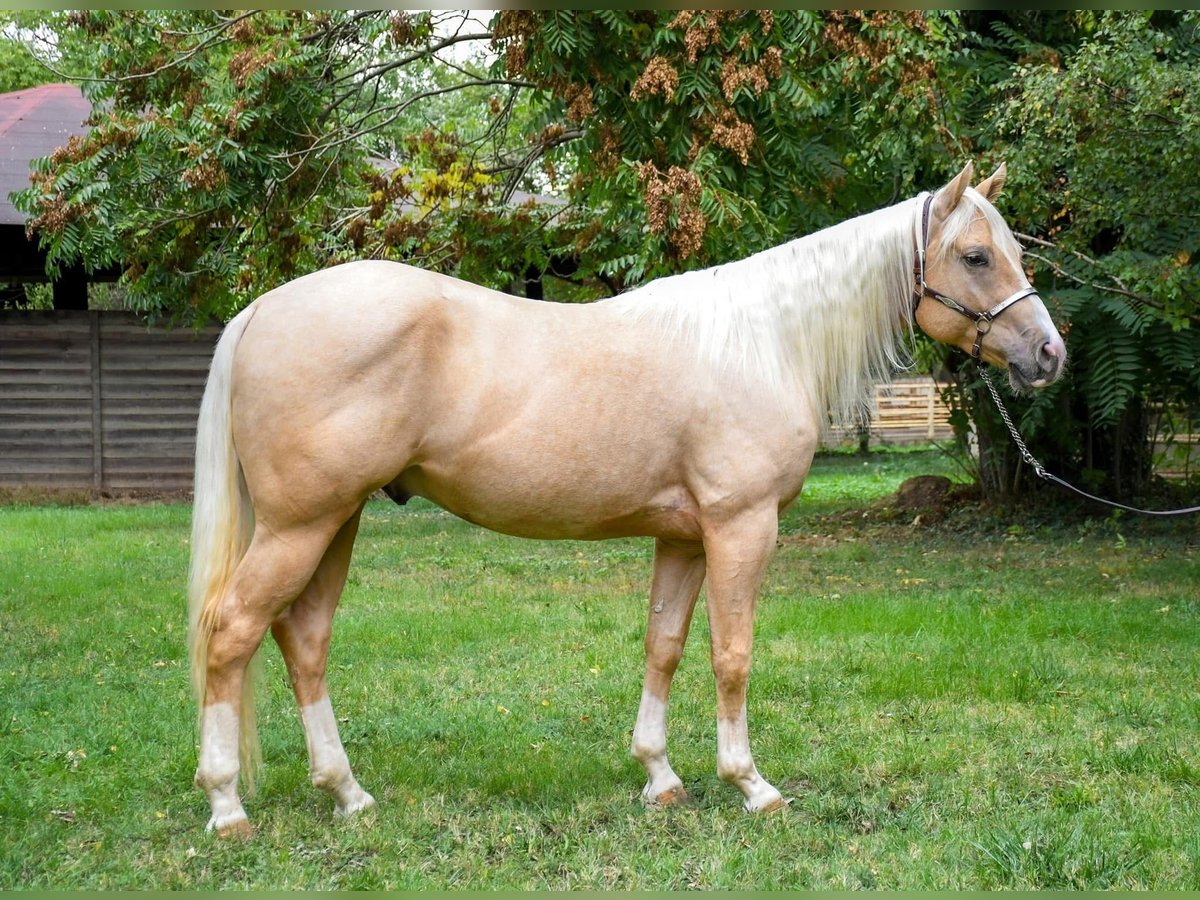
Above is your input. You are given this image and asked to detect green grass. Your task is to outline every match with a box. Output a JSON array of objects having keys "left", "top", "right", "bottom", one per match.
[{"left": 2, "top": 449, "right": 1199, "bottom": 888}]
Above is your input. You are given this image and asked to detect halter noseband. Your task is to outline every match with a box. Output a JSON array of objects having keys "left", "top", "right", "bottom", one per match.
[{"left": 912, "top": 192, "right": 1039, "bottom": 362}]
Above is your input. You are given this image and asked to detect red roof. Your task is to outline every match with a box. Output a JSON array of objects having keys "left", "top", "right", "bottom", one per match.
[{"left": 0, "top": 83, "right": 91, "bottom": 226}]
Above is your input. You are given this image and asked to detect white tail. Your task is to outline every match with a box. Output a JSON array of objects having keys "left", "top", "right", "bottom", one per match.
[{"left": 187, "top": 304, "right": 261, "bottom": 793}]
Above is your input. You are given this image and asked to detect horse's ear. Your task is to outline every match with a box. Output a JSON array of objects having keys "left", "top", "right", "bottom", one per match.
[
  {"left": 932, "top": 161, "right": 974, "bottom": 220},
  {"left": 976, "top": 162, "right": 1007, "bottom": 202}
]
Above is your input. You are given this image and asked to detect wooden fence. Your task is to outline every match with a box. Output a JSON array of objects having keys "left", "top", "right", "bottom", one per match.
[
  {"left": 0, "top": 311, "right": 220, "bottom": 492},
  {"left": 1, "top": 311, "right": 954, "bottom": 494},
  {"left": 871, "top": 378, "right": 954, "bottom": 442},
  {"left": 826, "top": 378, "right": 955, "bottom": 446}
]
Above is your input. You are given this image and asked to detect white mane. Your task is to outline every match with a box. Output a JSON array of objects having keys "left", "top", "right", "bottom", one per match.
[{"left": 606, "top": 189, "right": 1005, "bottom": 431}]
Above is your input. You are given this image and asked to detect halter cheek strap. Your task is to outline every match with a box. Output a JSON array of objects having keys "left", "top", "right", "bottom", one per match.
[{"left": 912, "top": 192, "right": 1040, "bottom": 362}]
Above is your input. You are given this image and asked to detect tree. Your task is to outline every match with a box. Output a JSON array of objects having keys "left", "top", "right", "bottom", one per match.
[
  {"left": 950, "top": 11, "right": 1200, "bottom": 500},
  {"left": 0, "top": 25, "right": 53, "bottom": 93},
  {"left": 494, "top": 10, "right": 972, "bottom": 288},
  {"left": 16, "top": 10, "right": 986, "bottom": 318},
  {"left": 14, "top": 11, "right": 553, "bottom": 322}
]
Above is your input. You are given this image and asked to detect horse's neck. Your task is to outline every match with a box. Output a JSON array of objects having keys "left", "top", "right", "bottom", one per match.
[
  {"left": 611, "top": 199, "right": 914, "bottom": 427},
  {"left": 716, "top": 201, "right": 915, "bottom": 427}
]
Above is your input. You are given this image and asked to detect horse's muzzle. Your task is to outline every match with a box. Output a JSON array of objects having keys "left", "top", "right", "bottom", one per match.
[{"left": 1009, "top": 332, "right": 1067, "bottom": 392}]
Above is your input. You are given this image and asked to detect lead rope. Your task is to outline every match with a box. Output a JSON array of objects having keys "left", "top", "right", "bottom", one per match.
[{"left": 980, "top": 368, "right": 1200, "bottom": 517}]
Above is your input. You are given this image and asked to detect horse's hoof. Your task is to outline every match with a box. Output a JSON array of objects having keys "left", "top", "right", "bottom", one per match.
[
  {"left": 657, "top": 786, "right": 693, "bottom": 807},
  {"left": 748, "top": 795, "right": 791, "bottom": 815},
  {"left": 647, "top": 785, "right": 693, "bottom": 808},
  {"left": 335, "top": 791, "right": 377, "bottom": 819},
  {"left": 215, "top": 817, "right": 254, "bottom": 840}
]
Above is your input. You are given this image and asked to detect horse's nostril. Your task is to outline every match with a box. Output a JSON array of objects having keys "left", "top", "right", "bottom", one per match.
[{"left": 1038, "top": 337, "right": 1066, "bottom": 375}]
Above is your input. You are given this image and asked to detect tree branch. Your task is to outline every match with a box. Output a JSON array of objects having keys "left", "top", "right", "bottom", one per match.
[
  {"left": 483, "top": 128, "right": 584, "bottom": 205},
  {"left": 329, "top": 31, "right": 494, "bottom": 91},
  {"left": 274, "top": 78, "right": 536, "bottom": 175},
  {"left": 1016, "top": 230, "right": 1129, "bottom": 291},
  {"left": 1017, "top": 234, "right": 1200, "bottom": 326},
  {"left": 29, "top": 11, "right": 259, "bottom": 84}
]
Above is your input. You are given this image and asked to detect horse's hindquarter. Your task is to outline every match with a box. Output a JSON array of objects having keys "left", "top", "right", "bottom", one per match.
[{"left": 231, "top": 261, "right": 816, "bottom": 539}]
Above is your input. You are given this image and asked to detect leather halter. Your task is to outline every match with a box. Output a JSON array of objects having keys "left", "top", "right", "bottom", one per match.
[{"left": 912, "top": 192, "right": 1040, "bottom": 362}]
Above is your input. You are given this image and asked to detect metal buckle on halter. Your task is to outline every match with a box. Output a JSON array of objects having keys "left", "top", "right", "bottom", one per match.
[{"left": 971, "top": 318, "right": 991, "bottom": 361}]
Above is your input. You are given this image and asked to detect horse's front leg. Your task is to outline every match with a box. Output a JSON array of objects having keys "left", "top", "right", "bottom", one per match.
[
  {"left": 703, "top": 508, "right": 787, "bottom": 813},
  {"left": 631, "top": 538, "right": 705, "bottom": 806}
]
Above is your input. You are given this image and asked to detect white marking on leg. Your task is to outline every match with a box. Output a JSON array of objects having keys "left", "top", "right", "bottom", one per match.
[
  {"left": 717, "top": 705, "right": 786, "bottom": 813},
  {"left": 300, "top": 696, "right": 375, "bottom": 817},
  {"left": 631, "top": 688, "right": 685, "bottom": 803},
  {"left": 195, "top": 702, "right": 249, "bottom": 832}
]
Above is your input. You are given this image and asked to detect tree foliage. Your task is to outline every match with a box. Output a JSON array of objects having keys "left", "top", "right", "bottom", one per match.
[
  {"left": 495, "top": 10, "right": 973, "bottom": 287},
  {"left": 14, "top": 11, "right": 545, "bottom": 321},
  {"left": 0, "top": 20, "right": 54, "bottom": 94},
  {"left": 955, "top": 11, "right": 1200, "bottom": 499},
  {"left": 16, "top": 10, "right": 985, "bottom": 315}
]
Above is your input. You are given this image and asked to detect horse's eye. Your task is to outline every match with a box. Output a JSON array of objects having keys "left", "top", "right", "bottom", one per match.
[{"left": 963, "top": 251, "right": 989, "bottom": 268}]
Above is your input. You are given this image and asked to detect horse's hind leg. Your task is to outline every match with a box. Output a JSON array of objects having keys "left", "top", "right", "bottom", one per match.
[
  {"left": 270, "top": 506, "right": 375, "bottom": 818},
  {"left": 195, "top": 517, "right": 345, "bottom": 836},
  {"left": 631, "top": 538, "right": 705, "bottom": 806}
]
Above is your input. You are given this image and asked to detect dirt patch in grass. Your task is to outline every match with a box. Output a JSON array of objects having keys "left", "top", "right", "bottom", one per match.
[
  {"left": 785, "top": 475, "right": 1199, "bottom": 550},
  {"left": 783, "top": 477, "right": 982, "bottom": 544}
]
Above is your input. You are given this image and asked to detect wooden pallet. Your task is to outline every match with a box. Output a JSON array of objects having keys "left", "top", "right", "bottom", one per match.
[{"left": 827, "top": 378, "right": 954, "bottom": 445}]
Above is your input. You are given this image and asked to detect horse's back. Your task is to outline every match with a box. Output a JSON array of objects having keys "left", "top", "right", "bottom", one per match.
[{"left": 243, "top": 260, "right": 510, "bottom": 347}]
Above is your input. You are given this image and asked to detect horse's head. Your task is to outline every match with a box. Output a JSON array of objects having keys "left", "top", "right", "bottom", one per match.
[{"left": 916, "top": 161, "right": 1066, "bottom": 391}]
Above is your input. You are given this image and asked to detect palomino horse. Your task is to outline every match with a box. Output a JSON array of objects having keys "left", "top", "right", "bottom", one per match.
[{"left": 189, "top": 161, "right": 1066, "bottom": 836}]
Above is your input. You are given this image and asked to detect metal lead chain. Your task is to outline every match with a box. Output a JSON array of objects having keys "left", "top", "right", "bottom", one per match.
[
  {"left": 980, "top": 369, "right": 1047, "bottom": 479},
  {"left": 978, "top": 368, "right": 1200, "bottom": 517}
]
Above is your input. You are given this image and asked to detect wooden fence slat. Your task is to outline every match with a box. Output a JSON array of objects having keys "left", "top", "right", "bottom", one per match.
[
  {"left": 90, "top": 311, "right": 103, "bottom": 490},
  {"left": 826, "top": 378, "right": 955, "bottom": 445}
]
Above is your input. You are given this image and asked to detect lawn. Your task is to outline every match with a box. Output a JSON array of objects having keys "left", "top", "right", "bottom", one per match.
[{"left": 1, "top": 448, "right": 1198, "bottom": 889}]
